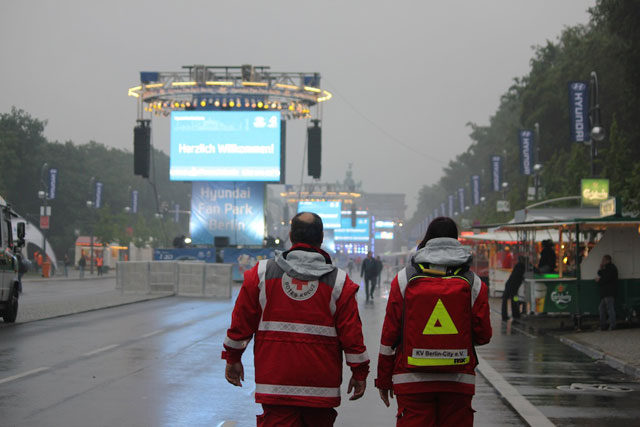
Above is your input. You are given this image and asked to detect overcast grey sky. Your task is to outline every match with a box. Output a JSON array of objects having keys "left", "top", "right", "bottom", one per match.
[{"left": 0, "top": 0, "right": 595, "bottom": 217}]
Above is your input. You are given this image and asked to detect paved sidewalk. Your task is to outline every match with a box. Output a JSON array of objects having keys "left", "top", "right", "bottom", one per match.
[
  {"left": 14, "top": 274, "right": 170, "bottom": 323},
  {"left": 491, "top": 297, "right": 640, "bottom": 379}
]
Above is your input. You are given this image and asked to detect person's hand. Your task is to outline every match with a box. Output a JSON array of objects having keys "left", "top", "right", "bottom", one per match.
[
  {"left": 225, "top": 362, "right": 244, "bottom": 387},
  {"left": 378, "top": 388, "right": 394, "bottom": 407},
  {"left": 347, "top": 376, "right": 366, "bottom": 400}
]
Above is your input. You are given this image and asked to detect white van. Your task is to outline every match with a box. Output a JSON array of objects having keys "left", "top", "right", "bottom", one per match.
[{"left": 0, "top": 199, "right": 25, "bottom": 322}]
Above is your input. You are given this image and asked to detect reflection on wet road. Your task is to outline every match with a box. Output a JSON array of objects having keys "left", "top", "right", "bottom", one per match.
[
  {"left": 479, "top": 310, "right": 640, "bottom": 426},
  {"left": 0, "top": 280, "right": 638, "bottom": 426}
]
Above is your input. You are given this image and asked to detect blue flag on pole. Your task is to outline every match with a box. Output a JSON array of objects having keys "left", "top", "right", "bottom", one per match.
[
  {"left": 518, "top": 130, "right": 534, "bottom": 175},
  {"left": 491, "top": 156, "right": 502, "bottom": 192},
  {"left": 568, "top": 81, "right": 590, "bottom": 143},
  {"left": 95, "top": 182, "right": 103, "bottom": 208},
  {"left": 448, "top": 195, "right": 454, "bottom": 216},
  {"left": 48, "top": 168, "right": 58, "bottom": 200},
  {"left": 131, "top": 190, "right": 138, "bottom": 214},
  {"left": 471, "top": 175, "right": 481, "bottom": 205}
]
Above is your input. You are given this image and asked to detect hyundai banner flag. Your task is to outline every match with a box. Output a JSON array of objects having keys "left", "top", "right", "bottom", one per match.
[
  {"left": 434, "top": 208, "right": 439, "bottom": 219},
  {"left": 471, "top": 175, "right": 481, "bottom": 205},
  {"left": 190, "top": 181, "right": 265, "bottom": 246},
  {"left": 458, "top": 188, "right": 465, "bottom": 213},
  {"left": 448, "top": 194, "right": 454, "bottom": 216},
  {"left": 440, "top": 203, "right": 446, "bottom": 217},
  {"left": 131, "top": 190, "right": 138, "bottom": 214},
  {"left": 95, "top": 182, "right": 103, "bottom": 208},
  {"left": 174, "top": 203, "right": 180, "bottom": 223},
  {"left": 568, "top": 81, "right": 590, "bottom": 143},
  {"left": 518, "top": 130, "right": 534, "bottom": 175},
  {"left": 491, "top": 156, "right": 502, "bottom": 192},
  {"left": 48, "top": 168, "right": 58, "bottom": 200}
]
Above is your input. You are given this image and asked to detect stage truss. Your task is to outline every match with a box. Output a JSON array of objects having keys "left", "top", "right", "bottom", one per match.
[{"left": 128, "top": 64, "right": 331, "bottom": 120}]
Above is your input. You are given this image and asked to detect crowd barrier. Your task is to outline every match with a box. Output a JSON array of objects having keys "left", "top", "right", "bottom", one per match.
[{"left": 116, "top": 261, "right": 232, "bottom": 299}]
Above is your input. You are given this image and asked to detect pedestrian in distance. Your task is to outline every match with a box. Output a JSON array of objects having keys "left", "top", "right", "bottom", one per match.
[
  {"left": 502, "top": 256, "right": 526, "bottom": 320},
  {"left": 78, "top": 255, "right": 86, "bottom": 278},
  {"left": 537, "top": 239, "right": 556, "bottom": 273},
  {"left": 96, "top": 253, "right": 104, "bottom": 276},
  {"left": 36, "top": 252, "right": 43, "bottom": 276},
  {"left": 223, "top": 212, "right": 369, "bottom": 427},
  {"left": 361, "top": 252, "right": 378, "bottom": 302},
  {"left": 596, "top": 254, "right": 618, "bottom": 331},
  {"left": 376, "top": 217, "right": 492, "bottom": 426},
  {"left": 375, "top": 255, "right": 383, "bottom": 289},
  {"left": 33, "top": 251, "right": 40, "bottom": 273}
]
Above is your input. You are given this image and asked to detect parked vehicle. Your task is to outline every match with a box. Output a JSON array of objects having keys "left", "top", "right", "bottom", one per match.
[{"left": 0, "top": 198, "right": 26, "bottom": 322}]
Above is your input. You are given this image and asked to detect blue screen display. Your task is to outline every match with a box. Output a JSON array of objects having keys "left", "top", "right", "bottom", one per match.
[
  {"left": 297, "top": 201, "right": 342, "bottom": 229},
  {"left": 170, "top": 111, "right": 281, "bottom": 181},
  {"left": 334, "top": 217, "right": 370, "bottom": 242}
]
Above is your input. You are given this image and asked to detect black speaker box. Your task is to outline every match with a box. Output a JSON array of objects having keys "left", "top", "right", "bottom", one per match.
[
  {"left": 134, "top": 124, "right": 151, "bottom": 178},
  {"left": 307, "top": 125, "right": 321, "bottom": 179}
]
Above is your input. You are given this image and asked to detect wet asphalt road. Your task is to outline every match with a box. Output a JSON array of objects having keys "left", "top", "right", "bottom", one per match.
[{"left": 0, "top": 277, "right": 638, "bottom": 426}]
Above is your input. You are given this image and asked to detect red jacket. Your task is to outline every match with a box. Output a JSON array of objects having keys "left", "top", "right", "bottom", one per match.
[
  {"left": 376, "top": 262, "right": 491, "bottom": 396},
  {"left": 223, "top": 244, "right": 369, "bottom": 408}
]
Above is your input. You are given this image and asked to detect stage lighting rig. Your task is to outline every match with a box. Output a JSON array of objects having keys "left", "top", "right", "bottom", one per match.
[{"left": 128, "top": 64, "right": 331, "bottom": 120}]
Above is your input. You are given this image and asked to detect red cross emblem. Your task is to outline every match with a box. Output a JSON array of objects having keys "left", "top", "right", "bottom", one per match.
[{"left": 291, "top": 278, "right": 309, "bottom": 291}]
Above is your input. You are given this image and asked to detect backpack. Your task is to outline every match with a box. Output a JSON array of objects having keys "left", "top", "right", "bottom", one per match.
[{"left": 399, "top": 264, "right": 475, "bottom": 374}]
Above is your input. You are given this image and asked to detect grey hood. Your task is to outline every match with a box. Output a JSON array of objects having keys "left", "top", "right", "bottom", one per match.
[
  {"left": 412, "top": 237, "right": 472, "bottom": 267},
  {"left": 275, "top": 249, "right": 336, "bottom": 281}
]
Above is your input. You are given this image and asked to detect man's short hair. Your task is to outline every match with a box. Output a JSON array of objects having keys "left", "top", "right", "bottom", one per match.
[
  {"left": 603, "top": 254, "right": 612, "bottom": 262},
  {"left": 290, "top": 212, "right": 323, "bottom": 247}
]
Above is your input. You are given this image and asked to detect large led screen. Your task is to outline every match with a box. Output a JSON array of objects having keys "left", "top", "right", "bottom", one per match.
[
  {"left": 334, "top": 217, "right": 370, "bottom": 242},
  {"left": 297, "top": 201, "right": 342, "bottom": 229},
  {"left": 170, "top": 111, "right": 282, "bottom": 181}
]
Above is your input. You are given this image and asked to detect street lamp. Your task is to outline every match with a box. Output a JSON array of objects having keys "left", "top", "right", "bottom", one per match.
[
  {"left": 589, "top": 71, "right": 605, "bottom": 177},
  {"left": 38, "top": 163, "right": 50, "bottom": 274},
  {"left": 501, "top": 182, "right": 509, "bottom": 200},
  {"left": 37, "top": 189, "right": 48, "bottom": 271},
  {"left": 533, "top": 163, "right": 543, "bottom": 201},
  {"left": 86, "top": 199, "right": 95, "bottom": 274},
  {"left": 87, "top": 176, "right": 96, "bottom": 275}
]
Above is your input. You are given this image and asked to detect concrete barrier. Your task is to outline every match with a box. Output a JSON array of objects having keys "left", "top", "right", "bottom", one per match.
[
  {"left": 116, "top": 261, "right": 232, "bottom": 299},
  {"left": 116, "top": 261, "right": 150, "bottom": 293}
]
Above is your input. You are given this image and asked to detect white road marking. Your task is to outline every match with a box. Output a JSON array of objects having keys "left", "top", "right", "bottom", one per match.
[
  {"left": 139, "top": 329, "right": 165, "bottom": 338},
  {"left": 82, "top": 344, "right": 119, "bottom": 357},
  {"left": 477, "top": 354, "right": 555, "bottom": 427},
  {"left": 0, "top": 367, "right": 50, "bottom": 385}
]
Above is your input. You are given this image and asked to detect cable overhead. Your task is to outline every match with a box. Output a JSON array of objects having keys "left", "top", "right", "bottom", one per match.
[{"left": 324, "top": 79, "right": 447, "bottom": 166}]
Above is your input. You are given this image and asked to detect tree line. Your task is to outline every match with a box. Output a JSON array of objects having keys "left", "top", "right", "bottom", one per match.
[
  {"left": 0, "top": 108, "right": 190, "bottom": 260},
  {"left": 410, "top": 0, "right": 640, "bottom": 231}
]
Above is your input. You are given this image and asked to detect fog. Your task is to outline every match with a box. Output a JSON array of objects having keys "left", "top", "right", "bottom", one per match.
[{"left": 0, "top": 0, "right": 595, "bottom": 216}]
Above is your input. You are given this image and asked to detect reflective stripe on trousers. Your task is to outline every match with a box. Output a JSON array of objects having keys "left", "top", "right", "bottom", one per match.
[{"left": 392, "top": 372, "right": 475, "bottom": 385}]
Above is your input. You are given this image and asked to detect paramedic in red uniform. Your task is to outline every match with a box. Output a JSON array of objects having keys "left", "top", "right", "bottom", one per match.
[
  {"left": 376, "top": 217, "right": 492, "bottom": 426},
  {"left": 223, "top": 212, "right": 369, "bottom": 426}
]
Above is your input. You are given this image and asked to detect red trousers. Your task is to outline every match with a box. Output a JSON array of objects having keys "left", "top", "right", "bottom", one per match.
[
  {"left": 257, "top": 404, "right": 338, "bottom": 427},
  {"left": 396, "top": 393, "right": 474, "bottom": 427}
]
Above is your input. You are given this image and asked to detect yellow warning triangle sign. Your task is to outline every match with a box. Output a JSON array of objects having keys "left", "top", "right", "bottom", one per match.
[{"left": 422, "top": 299, "right": 458, "bottom": 335}]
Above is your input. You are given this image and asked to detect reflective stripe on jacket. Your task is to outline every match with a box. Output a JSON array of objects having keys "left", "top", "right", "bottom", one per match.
[{"left": 224, "top": 254, "right": 369, "bottom": 408}]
